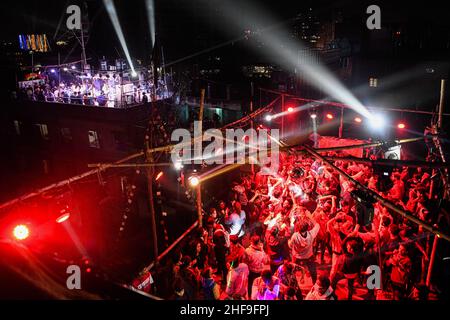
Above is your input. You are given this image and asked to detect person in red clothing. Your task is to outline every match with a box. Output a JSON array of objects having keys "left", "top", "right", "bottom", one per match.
[
  {"left": 132, "top": 269, "right": 154, "bottom": 294},
  {"left": 386, "top": 244, "right": 412, "bottom": 300}
]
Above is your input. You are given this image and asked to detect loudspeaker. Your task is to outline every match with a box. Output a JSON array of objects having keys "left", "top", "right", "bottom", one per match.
[
  {"left": 384, "top": 145, "right": 401, "bottom": 160},
  {"left": 351, "top": 190, "right": 375, "bottom": 227}
]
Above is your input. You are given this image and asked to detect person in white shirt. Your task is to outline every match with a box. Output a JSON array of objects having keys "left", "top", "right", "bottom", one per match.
[
  {"left": 289, "top": 209, "right": 320, "bottom": 284},
  {"left": 251, "top": 269, "right": 280, "bottom": 300},
  {"left": 225, "top": 201, "right": 246, "bottom": 238},
  {"left": 305, "top": 274, "right": 337, "bottom": 300},
  {"left": 244, "top": 234, "right": 270, "bottom": 297},
  {"left": 225, "top": 255, "right": 249, "bottom": 299}
]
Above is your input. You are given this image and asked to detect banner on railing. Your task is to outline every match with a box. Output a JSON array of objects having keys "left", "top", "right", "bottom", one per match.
[{"left": 317, "top": 136, "right": 366, "bottom": 157}]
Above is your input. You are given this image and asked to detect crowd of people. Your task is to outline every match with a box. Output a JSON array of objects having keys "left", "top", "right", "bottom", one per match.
[
  {"left": 141, "top": 146, "right": 442, "bottom": 300},
  {"left": 16, "top": 72, "right": 171, "bottom": 108}
]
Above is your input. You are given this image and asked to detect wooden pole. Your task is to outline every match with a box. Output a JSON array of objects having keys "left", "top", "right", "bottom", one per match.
[
  {"left": 250, "top": 81, "right": 255, "bottom": 175},
  {"left": 196, "top": 89, "right": 205, "bottom": 228},
  {"left": 426, "top": 232, "right": 439, "bottom": 287},
  {"left": 438, "top": 79, "right": 445, "bottom": 129},
  {"left": 199, "top": 88, "right": 205, "bottom": 134},
  {"left": 197, "top": 185, "right": 202, "bottom": 228},
  {"left": 281, "top": 94, "right": 285, "bottom": 137},
  {"left": 146, "top": 134, "right": 159, "bottom": 261}
]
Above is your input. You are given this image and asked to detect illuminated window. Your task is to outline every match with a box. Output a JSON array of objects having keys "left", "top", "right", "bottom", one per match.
[
  {"left": 88, "top": 130, "right": 100, "bottom": 148},
  {"left": 369, "top": 77, "right": 378, "bottom": 87},
  {"left": 36, "top": 124, "right": 49, "bottom": 140},
  {"left": 61, "top": 128, "right": 72, "bottom": 141},
  {"left": 13, "top": 120, "right": 21, "bottom": 135}
]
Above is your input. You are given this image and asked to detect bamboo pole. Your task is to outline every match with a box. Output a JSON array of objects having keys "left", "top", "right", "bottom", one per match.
[
  {"left": 258, "top": 87, "right": 450, "bottom": 117},
  {"left": 313, "top": 136, "right": 432, "bottom": 153},
  {"left": 303, "top": 145, "right": 450, "bottom": 243},
  {"left": 426, "top": 232, "right": 439, "bottom": 287},
  {"left": 0, "top": 151, "right": 144, "bottom": 211},
  {"left": 323, "top": 156, "right": 449, "bottom": 169}
]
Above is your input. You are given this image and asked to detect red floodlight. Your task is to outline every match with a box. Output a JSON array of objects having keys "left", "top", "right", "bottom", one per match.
[
  {"left": 326, "top": 113, "right": 334, "bottom": 120},
  {"left": 398, "top": 123, "right": 406, "bottom": 129},
  {"left": 155, "top": 171, "right": 164, "bottom": 181},
  {"left": 56, "top": 212, "right": 70, "bottom": 224},
  {"left": 354, "top": 117, "right": 362, "bottom": 123},
  {"left": 13, "top": 224, "right": 29, "bottom": 240},
  {"left": 287, "top": 107, "right": 294, "bottom": 113}
]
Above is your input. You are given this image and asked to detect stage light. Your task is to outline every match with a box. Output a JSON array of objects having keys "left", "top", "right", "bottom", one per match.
[
  {"left": 370, "top": 114, "right": 387, "bottom": 130},
  {"left": 287, "top": 107, "right": 294, "bottom": 113},
  {"left": 398, "top": 123, "right": 406, "bottom": 129},
  {"left": 354, "top": 117, "right": 362, "bottom": 123},
  {"left": 13, "top": 225, "right": 29, "bottom": 240},
  {"left": 211, "top": 1, "right": 372, "bottom": 119},
  {"left": 56, "top": 212, "right": 70, "bottom": 224},
  {"left": 50, "top": 69, "right": 56, "bottom": 73},
  {"left": 155, "top": 171, "right": 163, "bottom": 181},
  {"left": 71, "top": 65, "right": 76, "bottom": 70},
  {"left": 189, "top": 176, "right": 200, "bottom": 187},
  {"left": 174, "top": 162, "right": 183, "bottom": 170},
  {"left": 326, "top": 113, "right": 333, "bottom": 119},
  {"left": 131, "top": 71, "right": 138, "bottom": 78},
  {"left": 63, "top": 67, "right": 68, "bottom": 71},
  {"left": 310, "top": 113, "right": 317, "bottom": 119},
  {"left": 265, "top": 115, "right": 272, "bottom": 122}
]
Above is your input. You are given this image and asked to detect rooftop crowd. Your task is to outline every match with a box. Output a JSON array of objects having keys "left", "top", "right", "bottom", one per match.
[
  {"left": 135, "top": 143, "right": 446, "bottom": 300},
  {"left": 15, "top": 72, "right": 171, "bottom": 108}
]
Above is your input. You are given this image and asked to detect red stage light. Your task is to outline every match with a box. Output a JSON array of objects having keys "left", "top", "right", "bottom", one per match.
[
  {"left": 354, "top": 117, "right": 362, "bottom": 123},
  {"left": 155, "top": 171, "right": 163, "bottom": 181},
  {"left": 56, "top": 212, "right": 70, "bottom": 224},
  {"left": 86, "top": 268, "right": 91, "bottom": 273},
  {"left": 13, "top": 225, "right": 29, "bottom": 240},
  {"left": 326, "top": 113, "right": 333, "bottom": 119},
  {"left": 398, "top": 123, "right": 406, "bottom": 129},
  {"left": 287, "top": 107, "right": 294, "bottom": 113}
]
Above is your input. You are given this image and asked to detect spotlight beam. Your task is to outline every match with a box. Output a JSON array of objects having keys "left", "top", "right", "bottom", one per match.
[
  {"left": 145, "top": 0, "right": 156, "bottom": 49},
  {"left": 204, "top": 0, "right": 372, "bottom": 119},
  {"left": 103, "top": 0, "right": 136, "bottom": 74}
]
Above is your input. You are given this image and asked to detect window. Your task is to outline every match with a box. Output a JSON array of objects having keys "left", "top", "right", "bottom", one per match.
[
  {"left": 88, "top": 130, "right": 100, "bottom": 148},
  {"left": 369, "top": 77, "right": 378, "bottom": 88},
  {"left": 112, "top": 131, "right": 127, "bottom": 151},
  {"left": 13, "top": 120, "right": 21, "bottom": 135},
  {"left": 35, "top": 124, "right": 49, "bottom": 140},
  {"left": 61, "top": 128, "right": 72, "bottom": 141}
]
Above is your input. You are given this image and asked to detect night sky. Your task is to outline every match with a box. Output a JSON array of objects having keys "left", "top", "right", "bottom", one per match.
[{"left": 1, "top": 0, "right": 449, "bottom": 66}]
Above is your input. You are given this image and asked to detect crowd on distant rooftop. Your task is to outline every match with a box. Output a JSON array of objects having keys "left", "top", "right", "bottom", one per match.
[{"left": 15, "top": 72, "right": 171, "bottom": 108}]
